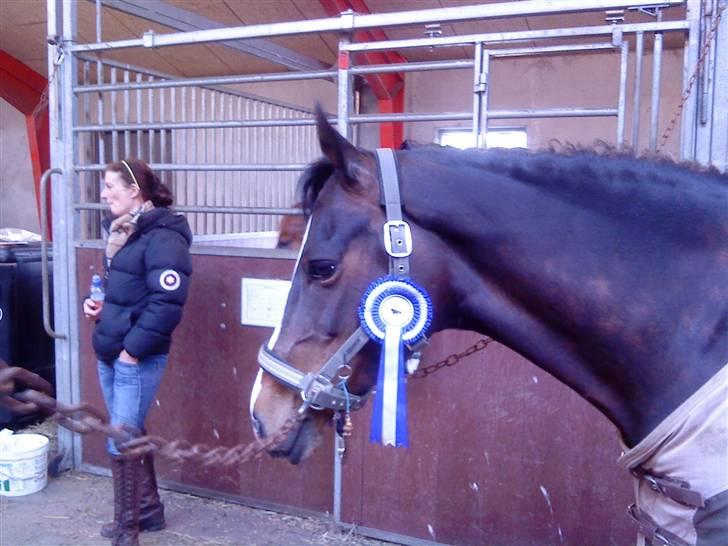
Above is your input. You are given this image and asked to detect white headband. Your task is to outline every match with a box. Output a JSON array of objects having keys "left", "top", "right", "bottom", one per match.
[{"left": 120, "top": 160, "right": 141, "bottom": 191}]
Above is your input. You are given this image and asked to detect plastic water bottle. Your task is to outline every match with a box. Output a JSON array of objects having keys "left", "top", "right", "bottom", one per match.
[{"left": 90, "top": 274, "right": 105, "bottom": 303}]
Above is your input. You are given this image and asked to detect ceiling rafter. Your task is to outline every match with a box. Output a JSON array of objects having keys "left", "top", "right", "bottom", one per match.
[{"left": 96, "top": 0, "right": 329, "bottom": 72}]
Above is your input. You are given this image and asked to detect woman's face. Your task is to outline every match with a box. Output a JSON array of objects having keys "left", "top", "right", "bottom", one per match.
[{"left": 101, "top": 170, "right": 141, "bottom": 217}]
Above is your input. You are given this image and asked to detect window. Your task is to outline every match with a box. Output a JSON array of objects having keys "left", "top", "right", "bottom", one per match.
[{"left": 437, "top": 128, "right": 527, "bottom": 150}]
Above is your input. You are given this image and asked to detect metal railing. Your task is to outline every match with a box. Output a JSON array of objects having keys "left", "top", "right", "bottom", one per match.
[{"left": 74, "top": 58, "right": 320, "bottom": 237}]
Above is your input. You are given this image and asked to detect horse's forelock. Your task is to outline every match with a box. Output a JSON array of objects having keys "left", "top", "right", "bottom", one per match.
[
  {"left": 300, "top": 153, "right": 375, "bottom": 215},
  {"left": 300, "top": 158, "right": 335, "bottom": 215}
]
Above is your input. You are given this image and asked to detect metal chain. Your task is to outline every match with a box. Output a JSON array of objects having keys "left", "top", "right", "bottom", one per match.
[
  {"left": 408, "top": 337, "right": 495, "bottom": 380},
  {"left": 333, "top": 337, "right": 496, "bottom": 447},
  {"left": 657, "top": 1, "right": 726, "bottom": 152},
  {"left": 118, "top": 412, "right": 305, "bottom": 467},
  {"left": 31, "top": 41, "right": 65, "bottom": 119},
  {"left": 0, "top": 335, "right": 494, "bottom": 467},
  {"left": 0, "top": 358, "right": 302, "bottom": 467}
]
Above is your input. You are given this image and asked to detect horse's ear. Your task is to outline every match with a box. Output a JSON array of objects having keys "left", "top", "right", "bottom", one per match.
[{"left": 315, "top": 103, "right": 358, "bottom": 177}]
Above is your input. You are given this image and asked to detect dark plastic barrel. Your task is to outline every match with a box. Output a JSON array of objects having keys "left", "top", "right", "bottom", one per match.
[{"left": 0, "top": 243, "right": 54, "bottom": 427}]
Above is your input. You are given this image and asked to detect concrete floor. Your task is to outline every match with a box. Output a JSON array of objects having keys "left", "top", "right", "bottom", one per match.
[
  {"left": 1, "top": 419, "right": 396, "bottom": 546},
  {"left": 0, "top": 470, "right": 391, "bottom": 546}
]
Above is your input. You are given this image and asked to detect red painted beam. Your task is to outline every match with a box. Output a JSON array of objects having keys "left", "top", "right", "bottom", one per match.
[
  {"left": 0, "top": 50, "right": 46, "bottom": 114},
  {"left": 319, "top": 0, "right": 405, "bottom": 148},
  {"left": 378, "top": 88, "right": 404, "bottom": 150},
  {"left": 0, "top": 49, "right": 50, "bottom": 232},
  {"left": 320, "top": 0, "right": 406, "bottom": 99},
  {"left": 26, "top": 111, "right": 51, "bottom": 231}
]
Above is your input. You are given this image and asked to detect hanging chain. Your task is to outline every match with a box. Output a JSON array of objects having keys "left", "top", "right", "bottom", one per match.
[
  {"left": 408, "top": 337, "right": 494, "bottom": 380},
  {"left": 332, "top": 335, "right": 494, "bottom": 455},
  {"left": 118, "top": 411, "right": 305, "bottom": 467},
  {"left": 0, "top": 335, "right": 494, "bottom": 467},
  {"left": 335, "top": 336, "right": 495, "bottom": 452},
  {"left": 0, "top": 358, "right": 302, "bottom": 467},
  {"left": 657, "top": 1, "right": 726, "bottom": 152},
  {"left": 31, "top": 40, "right": 65, "bottom": 119}
]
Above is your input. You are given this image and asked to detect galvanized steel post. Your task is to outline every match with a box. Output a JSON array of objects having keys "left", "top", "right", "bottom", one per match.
[
  {"left": 631, "top": 32, "right": 644, "bottom": 150},
  {"left": 617, "top": 40, "right": 629, "bottom": 147},
  {"left": 47, "top": 0, "right": 83, "bottom": 471},
  {"left": 649, "top": 29, "right": 663, "bottom": 151},
  {"left": 693, "top": 0, "right": 728, "bottom": 170}
]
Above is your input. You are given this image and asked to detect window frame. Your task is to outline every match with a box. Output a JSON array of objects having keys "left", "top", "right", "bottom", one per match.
[{"left": 435, "top": 126, "right": 528, "bottom": 150}]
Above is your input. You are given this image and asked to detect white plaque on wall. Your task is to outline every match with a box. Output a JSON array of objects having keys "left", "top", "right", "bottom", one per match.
[{"left": 241, "top": 278, "right": 291, "bottom": 327}]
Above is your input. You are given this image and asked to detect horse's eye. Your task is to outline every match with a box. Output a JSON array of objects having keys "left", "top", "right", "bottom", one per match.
[{"left": 307, "top": 260, "right": 338, "bottom": 280}]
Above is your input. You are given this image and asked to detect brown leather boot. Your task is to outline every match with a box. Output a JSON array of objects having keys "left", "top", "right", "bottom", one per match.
[
  {"left": 138, "top": 453, "right": 165, "bottom": 530},
  {"left": 101, "top": 456, "right": 124, "bottom": 538},
  {"left": 101, "top": 453, "right": 165, "bottom": 538},
  {"left": 111, "top": 456, "right": 141, "bottom": 546}
]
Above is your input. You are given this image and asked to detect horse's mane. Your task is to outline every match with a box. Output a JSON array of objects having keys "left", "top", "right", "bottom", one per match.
[
  {"left": 400, "top": 140, "right": 427, "bottom": 150},
  {"left": 406, "top": 141, "right": 728, "bottom": 197},
  {"left": 299, "top": 142, "right": 727, "bottom": 214},
  {"left": 548, "top": 140, "right": 726, "bottom": 178},
  {"left": 408, "top": 140, "right": 726, "bottom": 179}
]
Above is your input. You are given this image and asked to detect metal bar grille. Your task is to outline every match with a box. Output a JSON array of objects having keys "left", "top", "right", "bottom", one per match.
[{"left": 75, "top": 59, "right": 318, "bottom": 239}]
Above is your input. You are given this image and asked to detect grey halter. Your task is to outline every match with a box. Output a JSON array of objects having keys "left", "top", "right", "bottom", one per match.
[{"left": 257, "top": 148, "right": 420, "bottom": 412}]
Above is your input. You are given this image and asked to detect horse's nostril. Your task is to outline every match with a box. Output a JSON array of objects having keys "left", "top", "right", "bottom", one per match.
[{"left": 251, "top": 413, "right": 266, "bottom": 438}]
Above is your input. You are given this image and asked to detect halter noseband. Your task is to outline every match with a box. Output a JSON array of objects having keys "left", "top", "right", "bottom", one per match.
[{"left": 257, "top": 148, "right": 420, "bottom": 412}]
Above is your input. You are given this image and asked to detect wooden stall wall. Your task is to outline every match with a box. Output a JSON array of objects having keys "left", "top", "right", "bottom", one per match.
[
  {"left": 77, "top": 248, "right": 337, "bottom": 515},
  {"left": 78, "top": 248, "right": 633, "bottom": 544},
  {"left": 341, "top": 330, "right": 634, "bottom": 545}
]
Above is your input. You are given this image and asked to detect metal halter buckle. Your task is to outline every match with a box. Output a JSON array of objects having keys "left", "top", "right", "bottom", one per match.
[
  {"left": 383, "top": 220, "right": 412, "bottom": 258},
  {"left": 299, "top": 374, "right": 327, "bottom": 410}
]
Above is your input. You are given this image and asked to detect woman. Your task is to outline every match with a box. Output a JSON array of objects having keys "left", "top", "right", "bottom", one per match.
[{"left": 83, "top": 158, "right": 192, "bottom": 546}]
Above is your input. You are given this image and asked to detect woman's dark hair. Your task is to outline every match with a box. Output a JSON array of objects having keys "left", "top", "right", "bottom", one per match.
[{"left": 106, "top": 158, "right": 173, "bottom": 207}]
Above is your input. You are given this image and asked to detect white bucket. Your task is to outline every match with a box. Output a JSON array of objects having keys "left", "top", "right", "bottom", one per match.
[{"left": 0, "top": 433, "right": 49, "bottom": 497}]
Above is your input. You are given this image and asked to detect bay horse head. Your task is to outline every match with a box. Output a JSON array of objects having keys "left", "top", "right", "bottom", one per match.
[
  {"left": 250, "top": 109, "right": 455, "bottom": 462},
  {"left": 250, "top": 106, "right": 728, "bottom": 465}
]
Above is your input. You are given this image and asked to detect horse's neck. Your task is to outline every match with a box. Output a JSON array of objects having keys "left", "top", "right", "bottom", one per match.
[{"left": 403, "top": 151, "right": 728, "bottom": 445}]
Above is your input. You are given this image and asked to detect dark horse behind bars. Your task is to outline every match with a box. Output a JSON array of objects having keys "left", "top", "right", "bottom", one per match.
[{"left": 250, "top": 107, "right": 728, "bottom": 546}]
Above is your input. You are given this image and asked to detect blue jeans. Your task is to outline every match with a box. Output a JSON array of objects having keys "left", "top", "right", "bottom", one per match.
[{"left": 97, "top": 354, "right": 168, "bottom": 456}]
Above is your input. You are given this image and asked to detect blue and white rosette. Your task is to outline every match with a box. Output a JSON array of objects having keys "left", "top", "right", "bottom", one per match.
[{"left": 359, "top": 276, "right": 432, "bottom": 447}]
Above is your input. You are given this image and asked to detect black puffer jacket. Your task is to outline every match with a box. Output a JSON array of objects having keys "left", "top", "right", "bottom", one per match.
[{"left": 93, "top": 208, "right": 193, "bottom": 362}]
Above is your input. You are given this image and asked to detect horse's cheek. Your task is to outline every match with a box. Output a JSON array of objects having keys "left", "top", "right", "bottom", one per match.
[{"left": 346, "top": 348, "right": 380, "bottom": 396}]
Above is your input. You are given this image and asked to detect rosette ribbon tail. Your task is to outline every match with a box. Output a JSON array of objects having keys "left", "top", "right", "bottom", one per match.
[{"left": 370, "top": 324, "right": 409, "bottom": 447}]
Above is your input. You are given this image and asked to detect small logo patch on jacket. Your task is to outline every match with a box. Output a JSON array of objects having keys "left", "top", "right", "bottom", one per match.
[{"left": 159, "top": 270, "right": 181, "bottom": 291}]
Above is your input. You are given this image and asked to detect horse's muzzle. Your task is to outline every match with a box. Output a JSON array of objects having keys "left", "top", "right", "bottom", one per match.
[{"left": 267, "top": 416, "right": 316, "bottom": 464}]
